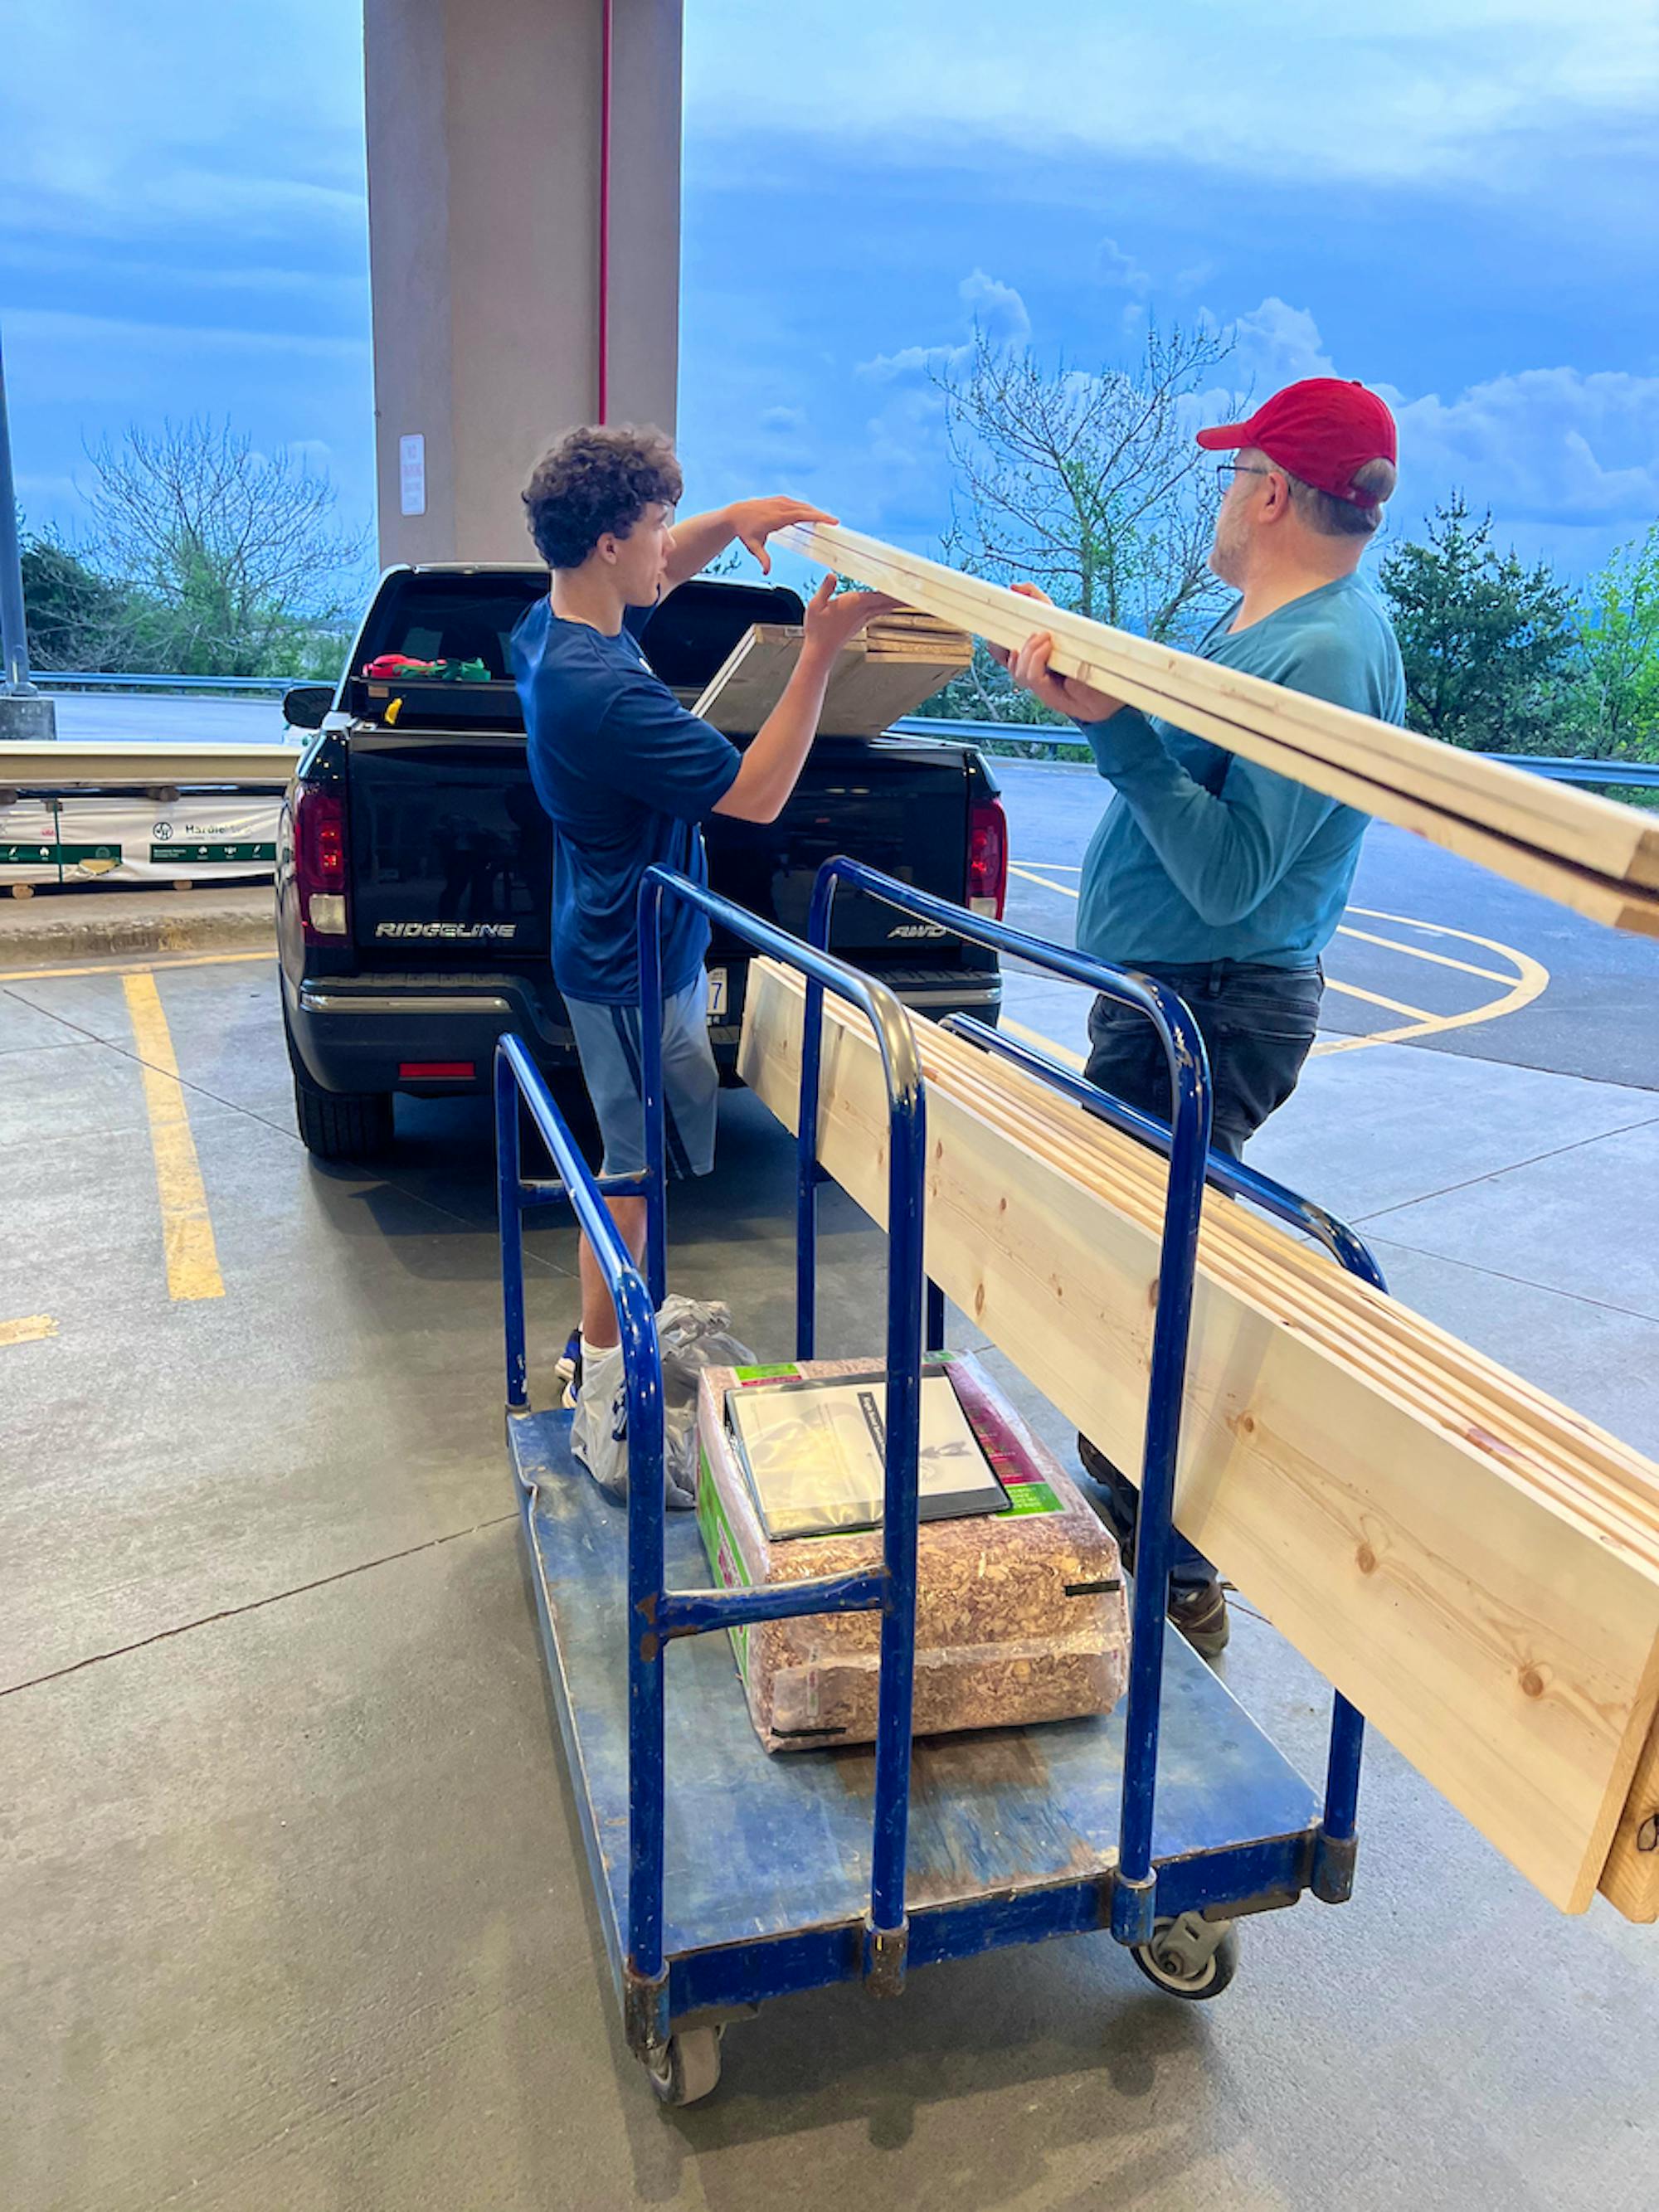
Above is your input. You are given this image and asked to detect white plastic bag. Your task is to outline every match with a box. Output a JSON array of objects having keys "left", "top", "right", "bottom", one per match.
[{"left": 570, "top": 1297, "right": 754, "bottom": 1511}]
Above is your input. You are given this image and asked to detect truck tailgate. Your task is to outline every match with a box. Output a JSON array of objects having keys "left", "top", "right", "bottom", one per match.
[
  {"left": 346, "top": 730, "right": 982, "bottom": 971},
  {"left": 709, "top": 734, "right": 974, "bottom": 960},
  {"left": 345, "top": 732, "right": 552, "bottom": 960}
]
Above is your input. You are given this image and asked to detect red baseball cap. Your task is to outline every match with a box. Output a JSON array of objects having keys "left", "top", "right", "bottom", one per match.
[{"left": 1196, "top": 378, "right": 1398, "bottom": 508}]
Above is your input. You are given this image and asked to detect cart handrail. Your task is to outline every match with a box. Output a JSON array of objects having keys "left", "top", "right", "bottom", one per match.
[
  {"left": 805, "top": 855, "right": 1214, "bottom": 1941},
  {"left": 635, "top": 864, "right": 928, "bottom": 2000},
  {"left": 810, "top": 855, "right": 1375, "bottom": 1913},
  {"left": 936, "top": 1016, "right": 1384, "bottom": 1903}
]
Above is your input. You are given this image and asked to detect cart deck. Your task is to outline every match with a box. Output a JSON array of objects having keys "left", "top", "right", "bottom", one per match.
[{"left": 513, "top": 1404, "right": 1322, "bottom": 2017}]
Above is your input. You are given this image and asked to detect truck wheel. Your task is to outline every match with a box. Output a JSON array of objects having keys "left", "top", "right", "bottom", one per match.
[
  {"left": 284, "top": 1005, "right": 395, "bottom": 1162},
  {"left": 293, "top": 1078, "right": 395, "bottom": 1163}
]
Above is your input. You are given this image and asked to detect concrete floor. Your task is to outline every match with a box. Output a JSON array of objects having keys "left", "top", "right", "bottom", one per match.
[{"left": 4, "top": 782, "right": 1659, "bottom": 2210}]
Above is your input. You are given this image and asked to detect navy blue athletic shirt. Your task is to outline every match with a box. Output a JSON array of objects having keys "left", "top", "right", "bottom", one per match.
[{"left": 510, "top": 596, "right": 742, "bottom": 1004}]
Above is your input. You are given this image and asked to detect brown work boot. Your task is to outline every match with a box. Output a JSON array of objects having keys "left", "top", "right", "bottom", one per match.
[{"left": 1168, "top": 1578, "right": 1231, "bottom": 1660}]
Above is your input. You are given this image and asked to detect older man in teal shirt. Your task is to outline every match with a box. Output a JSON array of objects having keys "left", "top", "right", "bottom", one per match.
[{"left": 995, "top": 377, "right": 1407, "bottom": 1656}]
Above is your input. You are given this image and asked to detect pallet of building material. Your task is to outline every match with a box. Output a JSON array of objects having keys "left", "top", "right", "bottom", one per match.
[
  {"left": 775, "top": 522, "right": 1659, "bottom": 938},
  {"left": 696, "top": 1350, "right": 1129, "bottom": 1753},
  {"left": 738, "top": 955, "right": 1659, "bottom": 1915},
  {"left": 693, "top": 615, "right": 971, "bottom": 737}
]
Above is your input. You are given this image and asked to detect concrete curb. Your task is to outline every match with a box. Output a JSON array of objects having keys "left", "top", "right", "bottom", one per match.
[{"left": 0, "top": 886, "right": 275, "bottom": 966}]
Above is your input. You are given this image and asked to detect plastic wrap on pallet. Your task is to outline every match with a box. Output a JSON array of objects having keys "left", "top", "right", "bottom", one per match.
[{"left": 696, "top": 1351, "right": 1129, "bottom": 1753}]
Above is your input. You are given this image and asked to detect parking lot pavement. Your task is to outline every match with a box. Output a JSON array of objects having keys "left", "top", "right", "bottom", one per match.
[{"left": 4, "top": 801, "right": 1659, "bottom": 2207}]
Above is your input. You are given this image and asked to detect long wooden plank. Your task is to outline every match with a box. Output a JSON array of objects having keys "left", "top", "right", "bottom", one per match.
[
  {"left": 924, "top": 1023, "right": 1659, "bottom": 1545},
  {"left": 918, "top": 1025, "right": 1659, "bottom": 1917},
  {"left": 740, "top": 958, "right": 1659, "bottom": 1913},
  {"left": 892, "top": 1012, "right": 1659, "bottom": 1916},
  {"left": 784, "top": 522, "right": 1659, "bottom": 886},
  {"left": 935, "top": 1043, "right": 1659, "bottom": 1563},
  {"left": 781, "top": 523, "right": 1659, "bottom": 928},
  {"left": 1605, "top": 1732, "right": 1659, "bottom": 1921},
  {"left": 788, "top": 554, "right": 1659, "bottom": 936}
]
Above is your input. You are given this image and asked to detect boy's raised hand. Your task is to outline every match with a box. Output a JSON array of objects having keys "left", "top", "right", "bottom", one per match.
[
  {"left": 729, "top": 497, "right": 838, "bottom": 574},
  {"left": 800, "top": 576, "right": 904, "bottom": 656}
]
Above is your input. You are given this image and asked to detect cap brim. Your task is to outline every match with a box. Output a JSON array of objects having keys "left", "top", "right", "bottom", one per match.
[{"left": 1194, "top": 420, "right": 1251, "bottom": 451}]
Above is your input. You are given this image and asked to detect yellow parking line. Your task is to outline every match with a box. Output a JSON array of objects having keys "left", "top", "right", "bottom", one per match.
[
  {"left": 1004, "top": 866, "right": 1550, "bottom": 1060},
  {"left": 1311, "top": 907, "right": 1550, "bottom": 1058},
  {"left": 122, "top": 972, "right": 225, "bottom": 1303},
  {"left": 0, "top": 1314, "right": 57, "bottom": 1347},
  {"left": 1334, "top": 924, "right": 1513, "bottom": 985},
  {"left": 1008, "top": 863, "right": 1090, "bottom": 899},
  {"left": 0, "top": 947, "right": 272, "bottom": 987},
  {"left": 1324, "top": 978, "right": 1435, "bottom": 1022}
]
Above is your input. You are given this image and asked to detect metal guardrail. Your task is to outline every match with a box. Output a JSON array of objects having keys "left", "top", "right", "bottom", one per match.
[
  {"left": 33, "top": 671, "right": 295, "bottom": 695},
  {"left": 890, "top": 715, "right": 1659, "bottom": 788}
]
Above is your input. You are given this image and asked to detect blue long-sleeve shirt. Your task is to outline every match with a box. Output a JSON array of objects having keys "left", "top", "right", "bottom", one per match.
[{"left": 1073, "top": 573, "right": 1406, "bottom": 970}]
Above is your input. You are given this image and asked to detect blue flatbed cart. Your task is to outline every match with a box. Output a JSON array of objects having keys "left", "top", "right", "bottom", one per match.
[{"left": 495, "top": 861, "right": 1382, "bottom": 2106}]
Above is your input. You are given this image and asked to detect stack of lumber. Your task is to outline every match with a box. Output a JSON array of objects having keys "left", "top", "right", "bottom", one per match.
[
  {"left": 776, "top": 522, "right": 1659, "bottom": 937},
  {"left": 693, "top": 612, "right": 971, "bottom": 737},
  {"left": 695, "top": 1352, "right": 1129, "bottom": 1753},
  {"left": 738, "top": 955, "right": 1659, "bottom": 1920}
]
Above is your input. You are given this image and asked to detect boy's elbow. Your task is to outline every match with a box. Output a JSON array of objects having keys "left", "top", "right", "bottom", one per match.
[{"left": 714, "top": 788, "right": 782, "bottom": 826}]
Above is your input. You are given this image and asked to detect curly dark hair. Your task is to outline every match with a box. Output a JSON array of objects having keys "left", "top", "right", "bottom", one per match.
[{"left": 521, "top": 425, "right": 684, "bottom": 570}]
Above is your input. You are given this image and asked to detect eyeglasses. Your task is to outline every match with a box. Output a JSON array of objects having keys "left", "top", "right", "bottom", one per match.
[{"left": 1215, "top": 463, "right": 1275, "bottom": 493}]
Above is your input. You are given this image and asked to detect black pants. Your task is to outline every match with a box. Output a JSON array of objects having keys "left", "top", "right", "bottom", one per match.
[{"left": 1082, "top": 960, "right": 1324, "bottom": 1589}]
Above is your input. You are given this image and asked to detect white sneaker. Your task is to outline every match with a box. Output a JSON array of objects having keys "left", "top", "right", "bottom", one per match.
[{"left": 570, "top": 1339, "right": 629, "bottom": 1503}]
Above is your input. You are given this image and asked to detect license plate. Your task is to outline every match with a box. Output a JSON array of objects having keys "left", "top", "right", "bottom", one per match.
[{"left": 707, "top": 967, "right": 728, "bottom": 1020}]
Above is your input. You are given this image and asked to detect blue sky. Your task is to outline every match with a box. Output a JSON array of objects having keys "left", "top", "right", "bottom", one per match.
[{"left": 5, "top": 0, "right": 1658, "bottom": 598}]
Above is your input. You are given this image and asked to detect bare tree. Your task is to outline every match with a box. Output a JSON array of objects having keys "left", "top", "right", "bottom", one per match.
[
  {"left": 83, "top": 418, "right": 367, "bottom": 677},
  {"left": 931, "top": 320, "right": 1237, "bottom": 717}
]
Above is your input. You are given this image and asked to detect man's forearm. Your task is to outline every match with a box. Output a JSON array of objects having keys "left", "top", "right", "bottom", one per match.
[
  {"left": 662, "top": 506, "right": 737, "bottom": 591},
  {"left": 712, "top": 642, "right": 838, "bottom": 823}
]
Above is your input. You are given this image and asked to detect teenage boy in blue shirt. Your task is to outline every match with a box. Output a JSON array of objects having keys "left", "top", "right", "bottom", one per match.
[{"left": 512, "top": 425, "right": 896, "bottom": 1492}]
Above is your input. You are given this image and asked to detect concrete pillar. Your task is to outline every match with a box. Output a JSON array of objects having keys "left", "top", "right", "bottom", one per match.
[{"left": 364, "top": 0, "right": 684, "bottom": 567}]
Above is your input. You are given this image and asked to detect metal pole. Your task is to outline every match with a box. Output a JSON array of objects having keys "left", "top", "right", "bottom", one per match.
[{"left": 0, "top": 329, "right": 38, "bottom": 697}]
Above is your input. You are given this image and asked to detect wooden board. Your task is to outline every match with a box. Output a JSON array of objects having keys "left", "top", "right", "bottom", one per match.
[
  {"left": 1604, "top": 1726, "right": 1659, "bottom": 1921},
  {"left": 738, "top": 957, "right": 1659, "bottom": 1915},
  {"left": 914, "top": 1018, "right": 1659, "bottom": 1918},
  {"left": 776, "top": 523, "right": 1659, "bottom": 936},
  {"left": 693, "top": 616, "right": 971, "bottom": 737}
]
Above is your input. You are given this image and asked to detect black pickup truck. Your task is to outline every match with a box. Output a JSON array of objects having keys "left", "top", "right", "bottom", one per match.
[{"left": 276, "top": 565, "right": 1006, "bottom": 1159}]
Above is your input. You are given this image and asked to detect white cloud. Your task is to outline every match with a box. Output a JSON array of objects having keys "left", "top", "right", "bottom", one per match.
[
  {"left": 1201, "top": 296, "right": 1338, "bottom": 401},
  {"left": 2, "top": 0, "right": 364, "bottom": 234},
  {"left": 1393, "top": 369, "right": 1659, "bottom": 527},
  {"left": 859, "top": 271, "right": 1031, "bottom": 382},
  {"left": 1200, "top": 302, "right": 1659, "bottom": 534},
  {"left": 958, "top": 269, "right": 1032, "bottom": 347},
  {"left": 687, "top": 0, "right": 1659, "bottom": 190},
  {"left": 845, "top": 279, "right": 1659, "bottom": 567},
  {"left": 1098, "top": 239, "right": 1153, "bottom": 297}
]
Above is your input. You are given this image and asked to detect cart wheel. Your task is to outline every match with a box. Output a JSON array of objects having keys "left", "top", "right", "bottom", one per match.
[
  {"left": 1131, "top": 1913, "right": 1238, "bottom": 2001},
  {"left": 647, "top": 2025, "right": 723, "bottom": 2107}
]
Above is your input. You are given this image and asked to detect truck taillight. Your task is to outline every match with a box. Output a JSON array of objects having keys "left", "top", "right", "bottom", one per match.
[
  {"left": 295, "top": 787, "right": 348, "bottom": 944},
  {"left": 967, "top": 796, "right": 1009, "bottom": 920}
]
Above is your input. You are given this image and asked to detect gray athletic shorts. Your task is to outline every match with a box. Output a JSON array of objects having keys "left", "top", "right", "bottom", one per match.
[{"left": 562, "top": 974, "right": 720, "bottom": 1180}]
